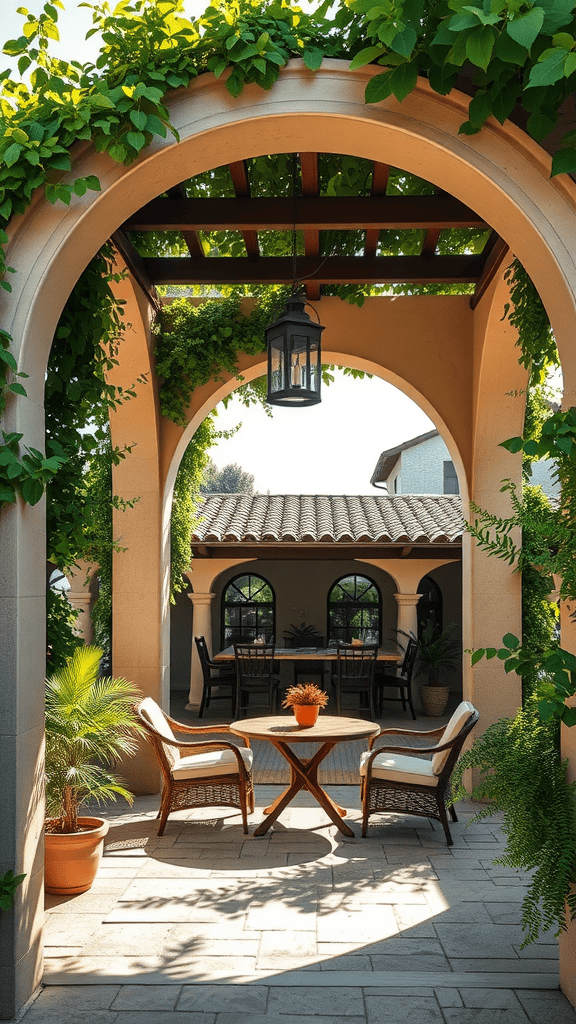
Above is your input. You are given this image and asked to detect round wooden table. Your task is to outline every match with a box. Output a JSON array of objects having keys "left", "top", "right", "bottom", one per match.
[{"left": 230, "top": 715, "right": 380, "bottom": 837}]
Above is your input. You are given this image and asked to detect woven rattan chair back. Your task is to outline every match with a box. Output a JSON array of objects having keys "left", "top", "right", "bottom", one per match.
[
  {"left": 375, "top": 638, "right": 419, "bottom": 720},
  {"left": 135, "top": 697, "right": 254, "bottom": 834},
  {"left": 361, "top": 705, "right": 479, "bottom": 845}
]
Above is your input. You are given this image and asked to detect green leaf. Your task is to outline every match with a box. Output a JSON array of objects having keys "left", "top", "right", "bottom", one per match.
[
  {"left": 390, "top": 26, "right": 418, "bottom": 59},
  {"left": 466, "top": 25, "right": 496, "bottom": 71},
  {"left": 561, "top": 706, "right": 576, "bottom": 728},
  {"left": 494, "top": 30, "right": 530, "bottom": 64},
  {"left": 467, "top": 90, "right": 492, "bottom": 128},
  {"left": 20, "top": 477, "right": 43, "bottom": 505},
  {"left": 389, "top": 62, "right": 418, "bottom": 102},
  {"left": 0, "top": 483, "right": 17, "bottom": 503},
  {"left": 129, "top": 110, "right": 147, "bottom": 130},
  {"left": 145, "top": 114, "right": 167, "bottom": 137},
  {"left": 527, "top": 49, "right": 568, "bottom": 88},
  {"left": 348, "top": 45, "right": 386, "bottom": 70},
  {"left": 503, "top": 632, "right": 520, "bottom": 650},
  {"left": 506, "top": 8, "right": 545, "bottom": 51},
  {"left": 527, "top": 112, "right": 556, "bottom": 141},
  {"left": 539, "top": 0, "right": 575, "bottom": 35},
  {"left": 4, "top": 144, "right": 23, "bottom": 168},
  {"left": 500, "top": 436, "right": 524, "bottom": 453},
  {"left": 302, "top": 47, "right": 324, "bottom": 70},
  {"left": 8, "top": 382, "right": 28, "bottom": 397},
  {"left": 126, "top": 131, "right": 146, "bottom": 151},
  {"left": 0, "top": 349, "right": 18, "bottom": 372},
  {"left": 364, "top": 69, "right": 395, "bottom": 104},
  {"left": 471, "top": 649, "right": 485, "bottom": 665}
]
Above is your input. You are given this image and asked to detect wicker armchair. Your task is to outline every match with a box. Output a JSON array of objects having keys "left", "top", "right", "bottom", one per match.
[
  {"left": 136, "top": 697, "right": 254, "bottom": 835},
  {"left": 360, "top": 701, "right": 479, "bottom": 845}
]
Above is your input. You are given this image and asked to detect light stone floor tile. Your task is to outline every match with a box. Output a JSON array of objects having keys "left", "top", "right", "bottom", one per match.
[
  {"left": 317, "top": 906, "right": 398, "bottom": 943},
  {"left": 368, "top": 955, "right": 449, "bottom": 972},
  {"left": 246, "top": 901, "right": 317, "bottom": 931},
  {"left": 268, "top": 986, "right": 365, "bottom": 1016},
  {"left": 18, "top": 1011, "right": 119, "bottom": 1023},
  {"left": 214, "top": 1017, "right": 367, "bottom": 1024},
  {"left": 45, "top": 894, "right": 120, "bottom": 915},
  {"left": 447, "top": 959, "right": 544, "bottom": 973},
  {"left": 365, "top": 994, "right": 444, "bottom": 1023},
  {"left": 460, "top": 989, "right": 523, "bottom": 1009},
  {"left": 442, "top": 1011, "right": 530, "bottom": 1023},
  {"left": 81, "top": 923, "right": 174, "bottom": 957},
  {"left": 436, "top": 989, "right": 463, "bottom": 1008},
  {"left": 26, "top": 986, "right": 121, "bottom": 1008},
  {"left": 43, "top": 914, "right": 105, "bottom": 946},
  {"left": 434, "top": 924, "right": 525, "bottom": 959},
  {"left": 110, "top": 985, "right": 181, "bottom": 1010},
  {"left": 514, "top": 989, "right": 576, "bottom": 1023},
  {"left": 114, "top": 1014, "right": 216, "bottom": 1024},
  {"left": 43, "top": 946, "right": 85, "bottom": 957},
  {"left": 320, "top": 955, "right": 372, "bottom": 970},
  {"left": 176, "top": 984, "right": 268, "bottom": 1013}
]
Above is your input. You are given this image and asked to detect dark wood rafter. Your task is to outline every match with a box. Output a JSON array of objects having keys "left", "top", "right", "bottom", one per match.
[
  {"left": 300, "top": 152, "right": 321, "bottom": 301},
  {"left": 144, "top": 254, "right": 486, "bottom": 285},
  {"left": 364, "top": 162, "right": 390, "bottom": 259},
  {"left": 470, "top": 234, "right": 510, "bottom": 309},
  {"left": 111, "top": 229, "right": 161, "bottom": 310},
  {"left": 166, "top": 183, "right": 205, "bottom": 259},
  {"left": 124, "top": 194, "right": 488, "bottom": 232},
  {"left": 228, "top": 160, "right": 259, "bottom": 259}
]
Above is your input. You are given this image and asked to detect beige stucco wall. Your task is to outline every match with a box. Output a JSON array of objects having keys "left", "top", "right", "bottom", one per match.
[{"left": 3, "top": 60, "right": 576, "bottom": 1017}]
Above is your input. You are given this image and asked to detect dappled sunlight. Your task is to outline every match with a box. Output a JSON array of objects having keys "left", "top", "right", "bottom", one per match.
[{"left": 42, "top": 789, "right": 554, "bottom": 990}]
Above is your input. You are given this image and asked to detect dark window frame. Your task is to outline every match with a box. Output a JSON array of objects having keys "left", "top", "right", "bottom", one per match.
[
  {"left": 327, "top": 573, "right": 382, "bottom": 645},
  {"left": 443, "top": 460, "right": 459, "bottom": 494},
  {"left": 221, "top": 572, "right": 276, "bottom": 648},
  {"left": 417, "top": 574, "right": 443, "bottom": 638}
]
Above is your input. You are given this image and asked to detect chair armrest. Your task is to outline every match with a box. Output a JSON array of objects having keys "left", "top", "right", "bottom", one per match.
[
  {"left": 367, "top": 733, "right": 465, "bottom": 758},
  {"left": 368, "top": 725, "right": 444, "bottom": 749},
  {"left": 141, "top": 725, "right": 251, "bottom": 773}
]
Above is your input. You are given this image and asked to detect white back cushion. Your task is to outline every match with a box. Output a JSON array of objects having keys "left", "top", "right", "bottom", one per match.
[
  {"left": 139, "top": 696, "right": 178, "bottom": 767},
  {"left": 432, "top": 701, "right": 476, "bottom": 775}
]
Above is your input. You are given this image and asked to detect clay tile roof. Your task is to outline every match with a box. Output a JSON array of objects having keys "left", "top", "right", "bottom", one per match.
[{"left": 192, "top": 494, "right": 463, "bottom": 545}]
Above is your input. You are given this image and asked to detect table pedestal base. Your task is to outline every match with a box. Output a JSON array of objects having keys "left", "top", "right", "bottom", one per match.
[{"left": 254, "top": 739, "right": 354, "bottom": 838}]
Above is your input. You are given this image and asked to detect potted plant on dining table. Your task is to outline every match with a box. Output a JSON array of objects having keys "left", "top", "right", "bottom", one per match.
[{"left": 282, "top": 682, "right": 329, "bottom": 727}]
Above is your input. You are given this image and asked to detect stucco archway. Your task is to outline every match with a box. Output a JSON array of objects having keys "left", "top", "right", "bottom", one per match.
[{"left": 3, "top": 60, "right": 576, "bottom": 1018}]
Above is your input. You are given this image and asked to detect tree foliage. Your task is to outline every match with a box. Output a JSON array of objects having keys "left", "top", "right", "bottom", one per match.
[{"left": 200, "top": 458, "right": 256, "bottom": 494}]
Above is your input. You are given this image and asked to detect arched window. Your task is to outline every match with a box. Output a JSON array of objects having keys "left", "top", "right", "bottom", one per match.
[
  {"left": 327, "top": 574, "right": 381, "bottom": 645},
  {"left": 417, "top": 575, "right": 443, "bottom": 638},
  {"left": 221, "top": 573, "right": 275, "bottom": 647}
]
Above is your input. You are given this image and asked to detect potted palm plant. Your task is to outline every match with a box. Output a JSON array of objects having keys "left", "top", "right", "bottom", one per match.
[
  {"left": 282, "top": 682, "right": 329, "bottom": 727},
  {"left": 44, "top": 646, "right": 143, "bottom": 895},
  {"left": 417, "top": 622, "right": 461, "bottom": 716},
  {"left": 283, "top": 622, "right": 324, "bottom": 648}
]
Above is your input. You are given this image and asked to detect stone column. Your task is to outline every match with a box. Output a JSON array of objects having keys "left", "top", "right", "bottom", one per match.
[
  {"left": 66, "top": 563, "right": 94, "bottom": 644},
  {"left": 393, "top": 592, "right": 421, "bottom": 639},
  {"left": 187, "top": 592, "right": 215, "bottom": 709}
]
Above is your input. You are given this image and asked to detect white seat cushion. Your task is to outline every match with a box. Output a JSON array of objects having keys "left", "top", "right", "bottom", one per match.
[
  {"left": 172, "top": 746, "right": 253, "bottom": 781},
  {"left": 432, "top": 701, "right": 476, "bottom": 775},
  {"left": 359, "top": 750, "right": 436, "bottom": 787}
]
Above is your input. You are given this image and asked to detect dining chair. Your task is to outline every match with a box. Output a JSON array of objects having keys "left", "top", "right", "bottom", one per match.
[
  {"left": 195, "top": 635, "right": 237, "bottom": 718},
  {"left": 359, "top": 700, "right": 479, "bottom": 845},
  {"left": 135, "top": 697, "right": 254, "bottom": 834},
  {"left": 294, "top": 635, "right": 327, "bottom": 690},
  {"left": 374, "top": 637, "right": 419, "bottom": 719},
  {"left": 331, "top": 643, "right": 378, "bottom": 719},
  {"left": 234, "top": 643, "right": 280, "bottom": 717}
]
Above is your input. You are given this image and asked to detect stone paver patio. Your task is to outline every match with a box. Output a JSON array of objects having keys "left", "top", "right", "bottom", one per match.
[{"left": 22, "top": 780, "right": 575, "bottom": 1024}]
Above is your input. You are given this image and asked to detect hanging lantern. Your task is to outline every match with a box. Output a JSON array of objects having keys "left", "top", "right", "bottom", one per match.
[{"left": 265, "top": 293, "right": 324, "bottom": 407}]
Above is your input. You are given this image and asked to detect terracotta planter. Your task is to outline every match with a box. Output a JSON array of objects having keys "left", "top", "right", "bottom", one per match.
[
  {"left": 44, "top": 816, "right": 109, "bottom": 895},
  {"left": 420, "top": 684, "right": 450, "bottom": 717},
  {"left": 293, "top": 704, "right": 320, "bottom": 727}
]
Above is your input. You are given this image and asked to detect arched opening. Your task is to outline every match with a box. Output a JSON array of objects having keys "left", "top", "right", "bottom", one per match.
[{"left": 4, "top": 62, "right": 576, "bottom": 1017}]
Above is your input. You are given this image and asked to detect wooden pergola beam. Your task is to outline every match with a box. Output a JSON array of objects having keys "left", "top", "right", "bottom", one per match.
[
  {"left": 470, "top": 235, "right": 510, "bottom": 309},
  {"left": 300, "top": 152, "right": 321, "bottom": 300},
  {"left": 111, "top": 230, "right": 161, "bottom": 310},
  {"left": 228, "top": 160, "right": 259, "bottom": 259},
  {"left": 124, "top": 195, "right": 488, "bottom": 233},
  {"left": 145, "top": 253, "right": 486, "bottom": 285},
  {"left": 365, "top": 162, "right": 390, "bottom": 259}
]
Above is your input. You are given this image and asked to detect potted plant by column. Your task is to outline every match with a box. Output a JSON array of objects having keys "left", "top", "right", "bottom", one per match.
[
  {"left": 44, "top": 646, "right": 143, "bottom": 895},
  {"left": 282, "top": 682, "right": 329, "bottom": 727},
  {"left": 417, "top": 622, "right": 461, "bottom": 717}
]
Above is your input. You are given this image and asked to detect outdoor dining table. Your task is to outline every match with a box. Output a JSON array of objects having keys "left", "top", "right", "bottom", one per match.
[
  {"left": 215, "top": 645, "right": 401, "bottom": 664},
  {"left": 229, "top": 714, "right": 380, "bottom": 838}
]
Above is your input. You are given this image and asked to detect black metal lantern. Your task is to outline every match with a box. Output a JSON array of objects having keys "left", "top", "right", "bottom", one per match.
[{"left": 265, "top": 293, "right": 324, "bottom": 407}]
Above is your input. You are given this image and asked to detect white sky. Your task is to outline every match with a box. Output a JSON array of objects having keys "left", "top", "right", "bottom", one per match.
[{"left": 2, "top": 1, "right": 433, "bottom": 494}]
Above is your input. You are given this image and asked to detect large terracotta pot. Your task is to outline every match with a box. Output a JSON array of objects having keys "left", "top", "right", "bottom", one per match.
[
  {"left": 44, "top": 816, "right": 109, "bottom": 895},
  {"left": 293, "top": 704, "right": 319, "bottom": 727}
]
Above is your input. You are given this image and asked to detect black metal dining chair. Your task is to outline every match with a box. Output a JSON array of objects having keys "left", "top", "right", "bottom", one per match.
[
  {"left": 331, "top": 643, "right": 378, "bottom": 718},
  {"left": 195, "top": 636, "right": 237, "bottom": 718},
  {"left": 234, "top": 643, "right": 280, "bottom": 717},
  {"left": 374, "top": 637, "right": 419, "bottom": 719}
]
